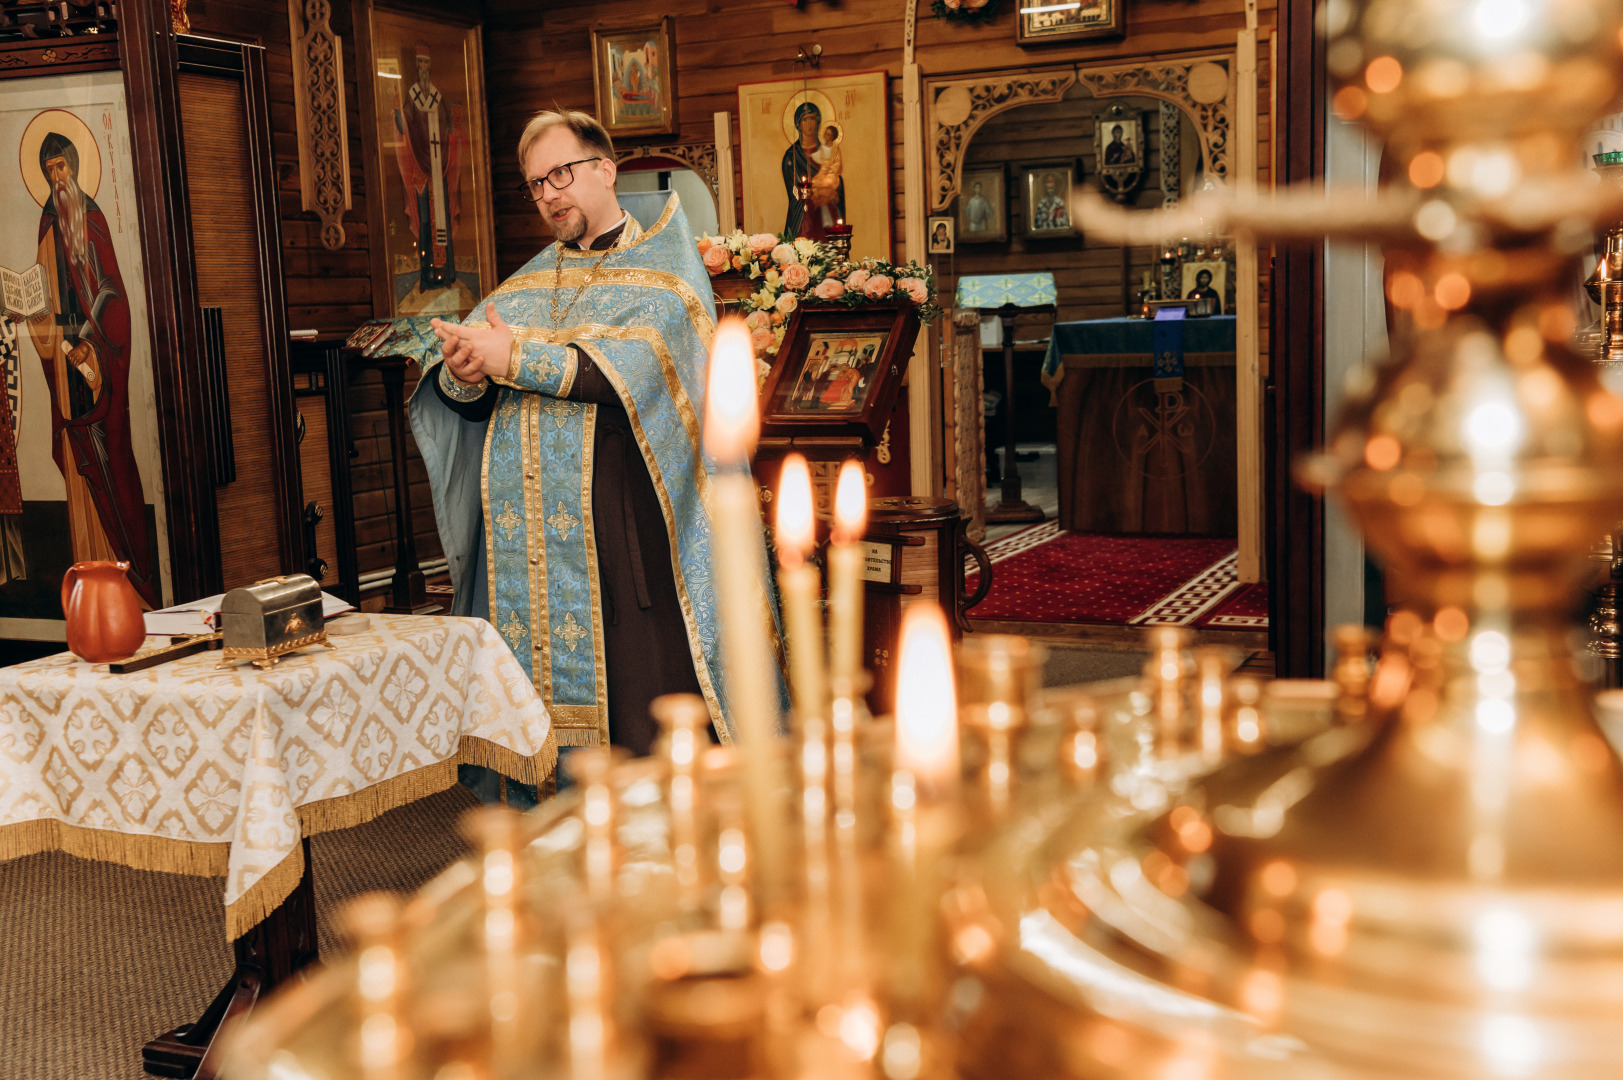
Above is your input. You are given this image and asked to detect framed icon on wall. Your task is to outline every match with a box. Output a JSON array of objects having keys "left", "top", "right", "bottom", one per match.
[
  {"left": 1017, "top": 0, "right": 1124, "bottom": 45},
  {"left": 590, "top": 16, "right": 679, "bottom": 138}
]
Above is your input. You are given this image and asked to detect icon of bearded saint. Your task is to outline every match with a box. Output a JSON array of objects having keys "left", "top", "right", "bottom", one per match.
[{"left": 24, "top": 130, "right": 157, "bottom": 606}]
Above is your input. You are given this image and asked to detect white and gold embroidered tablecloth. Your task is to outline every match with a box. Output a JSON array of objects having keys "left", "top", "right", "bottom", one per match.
[{"left": 0, "top": 614, "right": 555, "bottom": 939}]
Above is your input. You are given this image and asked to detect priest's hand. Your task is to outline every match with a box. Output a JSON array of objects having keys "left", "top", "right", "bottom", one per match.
[{"left": 431, "top": 303, "right": 515, "bottom": 381}]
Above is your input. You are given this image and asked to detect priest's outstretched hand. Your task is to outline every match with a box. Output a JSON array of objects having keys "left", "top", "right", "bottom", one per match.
[{"left": 431, "top": 303, "right": 515, "bottom": 383}]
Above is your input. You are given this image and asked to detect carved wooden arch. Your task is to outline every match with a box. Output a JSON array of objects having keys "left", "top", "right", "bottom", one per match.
[
  {"left": 926, "top": 55, "right": 1235, "bottom": 214},
  {"left": 614, "top": 143, "right": 720, "bottom": 197}
]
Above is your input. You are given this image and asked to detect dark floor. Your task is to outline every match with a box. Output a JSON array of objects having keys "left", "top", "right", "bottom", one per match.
[{"left": 0, "top": 785, "right": 478, "bottom": 1080}]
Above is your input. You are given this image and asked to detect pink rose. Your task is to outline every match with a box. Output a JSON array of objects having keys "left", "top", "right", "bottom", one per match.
[
  {"left": 771, "top": 243, "right": 798, "bottom": 266},
  {"left": 748, "top": 233, "right": 778, "bottom": 256},
  {"left": 775, "top": 292, "right": 799, "bottom": 315},
  {"left": 814, "top": 278, "right": 847, "bottom": 300},
  {"left": 702, "top": 245, "right": 730, "bottom": 274},
  {"left": 862, "top": 274, "right": 894, "bottom": 299},
  {"left": 782, "top": 263, "right": 811, "bottom": 290},
  {"left": 845, "top": 269, "right": 871, "bottom": 290},
  {"left": 750, "top": 327, "right": 774, "bottom": 353},
  {"left": 745, "top": 310, "right": 771, "bottom": 331},
  {"left": 897, "top": 276, "right": 928, "bottom": 304}
]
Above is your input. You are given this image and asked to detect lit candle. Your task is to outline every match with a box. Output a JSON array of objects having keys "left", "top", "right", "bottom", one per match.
[
  {"left": 775, "top": 453, "right": 827, "bottom": 724},
  {"left": 827, "top": 460, "right": 867, "bottom": 688},
  {"left": 703, "top": 317, "right": 785, "bottom": 903},
  {"left": 887, "top": 603, "right": 959, "bottom": 1023},
  {"left": 893, "top": 602, "right": 960, "bottom": 802}
]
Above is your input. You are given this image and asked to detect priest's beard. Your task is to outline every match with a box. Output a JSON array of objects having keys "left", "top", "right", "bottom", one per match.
[
  {"left": 53, "top": 177, "right": 90, "bottom": 275},
  {"left": 553, "top": 204, "right": 589, "bottom": 245}
]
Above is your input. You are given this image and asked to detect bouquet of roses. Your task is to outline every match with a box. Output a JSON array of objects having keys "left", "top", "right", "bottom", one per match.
[{"left": 696, "top": 231, "right": 940, "bottom": 359}]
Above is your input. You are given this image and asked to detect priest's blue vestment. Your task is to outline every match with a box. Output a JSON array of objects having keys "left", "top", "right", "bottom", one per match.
[{"left": 408, "top": 195, "right": 783, "bottom": 746}]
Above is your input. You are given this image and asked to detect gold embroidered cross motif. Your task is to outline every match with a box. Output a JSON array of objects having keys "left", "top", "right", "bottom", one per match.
[
  {"left": 494, "top": 501, "right": 522, "bottom": 539},
  {"left": 542, "top": 398, "right": 576, "bottom": 429},
  {"left": 530, "top": 351, "right": 561, "bottom": 382},
  {"left": 554, "top": 611, "right": 588, "bottom": 652},
  {"left": 498, "top": 610, "right": 527, "bottom": 648},
  {"left": 547, "top": 502, "right": 580, "bottom": 542},
  {"left": 498, "top": 396, "right": 520, "bottom": 420}
]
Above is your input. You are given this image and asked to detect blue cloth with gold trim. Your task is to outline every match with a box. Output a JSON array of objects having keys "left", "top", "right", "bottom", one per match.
[
  {"left": 953, "top": 272, "right": 1058, "bottom": 310},
  {"left": 408, "top": 195, "right": 785, "bottom": 746}
]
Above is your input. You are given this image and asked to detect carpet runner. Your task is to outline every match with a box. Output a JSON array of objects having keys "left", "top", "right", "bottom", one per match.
[{"left": 966, "top": 524, "right": 1268, "bottom": 628}]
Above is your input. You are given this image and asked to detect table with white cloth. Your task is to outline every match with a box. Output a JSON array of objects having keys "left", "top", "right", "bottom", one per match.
[{"left": 0, "top": 613, "right": 555, "bottom": 1079}]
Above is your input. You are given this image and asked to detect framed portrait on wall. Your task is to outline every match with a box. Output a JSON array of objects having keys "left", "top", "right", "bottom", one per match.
[
  {"left": 927, "top": 216, "right": 954, "bottom": 254},
  {"left": 360, "top": 4, "right": 498, "bottom": 320},
  {"left": 0, "top": 71, "right": 173, "bottom": 635},
  {"left": 957, "top": 166, "right": 1005, "bottom": 243},
  {"left": 1094, "top": 105, "right": 1145, "bottom": 200},
  {"left": 591, "top": 17, "right": 678, "bottom": 138},
  {"left": 1017, "top": 162, "right": 1075, "bottom": 238},
  {"left": 1016, "top": 0, "right": 1124, "bottom": 44},
  {"left": 738, "top": 71, "right": 891, "bottom": 262},
  {"left": 759, "top": 303, "right": 921, "bottom": 447},
  {"left": 1181, "top": 259, "right": 1227, "bottom": 313}
]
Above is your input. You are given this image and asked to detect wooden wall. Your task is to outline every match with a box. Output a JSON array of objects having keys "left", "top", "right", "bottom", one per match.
[
  {"left": 483, "top": 0, "right": 1276, "bottom": 277},
  {"left": 184, "top": 0, "right": 454, "bottom": 602},
  {"left": 183, "top": 0, "right": 1275, "bottom": 592}
]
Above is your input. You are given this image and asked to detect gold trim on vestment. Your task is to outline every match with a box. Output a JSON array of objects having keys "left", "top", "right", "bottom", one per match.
[
  {"left": 579, "top": 404, "right": 611, "bottom": 747},
  {"left": 548, "top": 704, "right": 609, "bottom": 746},
  {"left": 576, "top": 339, "right": 732, "bottom": 742},
  {"left": 522, "top": 393, "right": 553, "bottom": 706},
  {"left": 553, "top": 323, "right": 711, "bottom": 507},
  {"left": 482, "top": 394, "right": 499, "bottom": 644},
  {"left": 558, "top": 345, "right": 579, "bottom": 398},
  {"left": 552, "top": 199, "right": 660, "bottom": 258},
  {"left": 493, "top": 269, "right": 716, "bottom": 362}
]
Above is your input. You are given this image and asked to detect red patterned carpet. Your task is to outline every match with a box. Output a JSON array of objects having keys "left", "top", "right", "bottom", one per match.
[{"left": 965, "top": 523, "right": 1268, "bottom": 628}]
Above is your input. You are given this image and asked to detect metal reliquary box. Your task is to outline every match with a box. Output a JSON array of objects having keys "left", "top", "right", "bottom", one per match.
[{"left": 219, "top": 574, "right": 331, "bottom": 669}]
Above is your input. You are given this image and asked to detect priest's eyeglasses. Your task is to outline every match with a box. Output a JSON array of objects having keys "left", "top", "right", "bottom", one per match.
[{"left": 517, "top": 157, "right": 603, "bottom": 201}]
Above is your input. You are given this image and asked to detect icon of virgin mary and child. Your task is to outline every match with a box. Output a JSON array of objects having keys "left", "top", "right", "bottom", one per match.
[{"left": 782, "top": 102, "right": 845, "bottom": 241}]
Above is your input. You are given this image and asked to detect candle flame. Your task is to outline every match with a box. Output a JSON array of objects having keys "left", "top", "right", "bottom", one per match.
[
  {"left": 776, "top": 453, "right": 815, "bottom": 566},
  {"left": 894, "top": 603, "right": 959, "bottom": 792},
  {"left": 703, "top": 317, "right": 759, "bottom": 464},
  {"left": 833, "top": 459, "right": 866, "bottom": 543}
]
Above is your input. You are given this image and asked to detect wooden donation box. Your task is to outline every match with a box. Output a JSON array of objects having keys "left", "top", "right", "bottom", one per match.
[
  {"left": 1041, "top": 314, "right": 1238, "bottom": 536},
  {"left": 861, "top": 497, "right": 991, "bottom": 714}
]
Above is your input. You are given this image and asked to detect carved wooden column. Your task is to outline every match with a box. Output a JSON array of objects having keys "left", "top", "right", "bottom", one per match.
[{"left": 288, "top": 0, "right": 351, "bottom": 251}]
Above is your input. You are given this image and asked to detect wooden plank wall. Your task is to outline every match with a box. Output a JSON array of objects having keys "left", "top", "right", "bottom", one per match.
[
  {"left": 184, "top": 0, "right": 1274, "bottom": 598},
  {"left": 185, "top": 0, "right": 451, "bottom": 602},
  {"left": 483, "top": 0, "right": 1277, "bottom": 278}
]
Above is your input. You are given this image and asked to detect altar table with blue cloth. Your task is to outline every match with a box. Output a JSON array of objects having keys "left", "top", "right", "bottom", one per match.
[
  {"left": 1041, "top": 315, "right": 1237, "bottom": 383},
  {"left": 1040, "top": 315, "right": 1238, "bottom": 536}
]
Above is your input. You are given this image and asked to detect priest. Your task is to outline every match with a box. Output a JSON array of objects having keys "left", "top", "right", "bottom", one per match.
[{"left": 411, "top": 109, "right": 783, "bottom": 760}]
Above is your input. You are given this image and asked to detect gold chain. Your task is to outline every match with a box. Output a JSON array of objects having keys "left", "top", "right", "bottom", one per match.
[{"left": 550, "top": 242, "right": 615, "bottom": 329}]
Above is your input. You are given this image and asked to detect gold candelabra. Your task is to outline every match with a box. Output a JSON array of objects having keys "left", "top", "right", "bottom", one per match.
[{"left": 223, "top": 0, "right": 1623, "bottom": 1073}]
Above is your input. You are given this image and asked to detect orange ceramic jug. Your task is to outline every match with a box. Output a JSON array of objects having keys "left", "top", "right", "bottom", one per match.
[{"left": 62, "top": 560, "right": 146, "bottom": 663}]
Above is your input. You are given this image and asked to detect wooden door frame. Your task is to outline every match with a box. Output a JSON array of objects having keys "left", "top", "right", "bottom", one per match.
[
  {"left": 175, "top": 33, "right": 305, "bottom": 585},
  {"left": 121, "top": 8, "right": 305, "bottom": 600},
  {"left": 1267, "top": 0, "right": 1326, "bottom": 676},
  {"left": 122, "top": 0, "right": 222, "bottom": 601}
]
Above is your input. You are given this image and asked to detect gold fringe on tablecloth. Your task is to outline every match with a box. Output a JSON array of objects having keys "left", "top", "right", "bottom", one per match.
[
  {"left": 224, "top": 839, "right": 309, "bottom": 940},
  {"left": 0, "top": 816, "right": 230, "bottom": 877},
  {"left": 0, "top": 730, "right": 559, "bottom": 942},
  {"left": 230, "top": 731, "right": 559, "bottom": 938}
]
